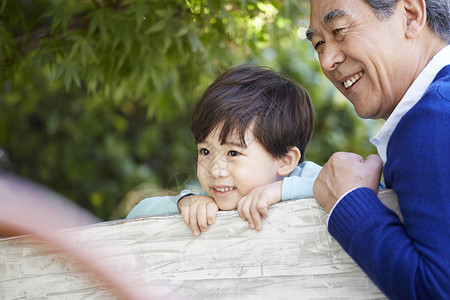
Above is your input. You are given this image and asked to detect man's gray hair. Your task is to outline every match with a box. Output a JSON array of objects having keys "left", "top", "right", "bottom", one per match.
[{"left": 364, "top": 0, "right": 450, "bottom": 43}]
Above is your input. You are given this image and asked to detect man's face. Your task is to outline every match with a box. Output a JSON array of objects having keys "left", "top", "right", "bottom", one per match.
[{"left": 308, "top": 0, "right": 415, "bottom": 120}]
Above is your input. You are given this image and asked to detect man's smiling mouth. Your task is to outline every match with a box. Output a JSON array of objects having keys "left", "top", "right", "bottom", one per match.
[{"left": 342, "top": 71, "right": 364, "bottom": 89}]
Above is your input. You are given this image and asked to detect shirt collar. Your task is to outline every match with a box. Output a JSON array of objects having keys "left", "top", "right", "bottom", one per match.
[{"left": 370, "top": 45, "right": 450, "bottom": 162}]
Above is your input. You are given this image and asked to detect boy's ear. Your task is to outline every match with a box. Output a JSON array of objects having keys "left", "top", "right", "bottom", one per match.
[{"left": 277, "top": 147, "right": 301, "bottom": 176}]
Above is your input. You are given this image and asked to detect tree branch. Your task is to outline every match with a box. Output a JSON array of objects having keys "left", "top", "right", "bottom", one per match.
[
  {"left": 17, "top": 3, "right": 128, "bottom": 55},
  {"left": 91, "top": 0, "right": 101, "bottom": 8}
]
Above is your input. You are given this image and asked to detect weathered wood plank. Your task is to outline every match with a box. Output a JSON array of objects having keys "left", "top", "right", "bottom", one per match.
[{"left": 0, "top": 194, "right": 393, "bottom": 299}]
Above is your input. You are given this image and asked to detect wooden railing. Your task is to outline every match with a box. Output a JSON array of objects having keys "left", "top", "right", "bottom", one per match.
[{"left": 0, "top": 191, "right": 398, "bottom": 299}]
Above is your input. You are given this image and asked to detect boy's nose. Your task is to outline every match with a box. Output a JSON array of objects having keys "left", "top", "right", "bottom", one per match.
[{"left": 209, "top": 157, "right": 229, "bottom": 178}]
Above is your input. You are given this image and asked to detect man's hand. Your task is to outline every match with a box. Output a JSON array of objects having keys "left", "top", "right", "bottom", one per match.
[
  {"left": 237, "top": 181, "right": 282, "bottom": 231},
  {"left": 313, "top": 152, "right": 383, "bottom": 213},
  {"left": 177, "top": 195, "right": 218, "bottom": 236}
]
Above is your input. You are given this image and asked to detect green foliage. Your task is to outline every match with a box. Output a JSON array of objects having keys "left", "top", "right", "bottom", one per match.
[{"left": 0, "top": 0, "right": 380, "bottom": 220}]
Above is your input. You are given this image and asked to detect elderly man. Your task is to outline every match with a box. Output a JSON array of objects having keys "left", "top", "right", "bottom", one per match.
[{"left": 307, "top": 0, "right": 450, "bottom": 299}]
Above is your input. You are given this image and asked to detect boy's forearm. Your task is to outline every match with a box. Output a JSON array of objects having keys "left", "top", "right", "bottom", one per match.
[{"left": 281, "top": 177, "right": 315, "bottom": 201}]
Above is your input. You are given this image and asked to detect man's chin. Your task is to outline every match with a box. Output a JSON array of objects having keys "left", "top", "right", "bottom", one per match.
[
  {"left": 355, "top": 111, "right": 373, "bottom": 119},
  {"left": 354, "top": 106, "right": 381, "bottom": 120}
]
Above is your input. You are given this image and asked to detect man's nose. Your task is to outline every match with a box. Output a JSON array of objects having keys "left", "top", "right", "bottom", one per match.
[{"left": 320, "top": 42, "right": 345, "bottom": 73}]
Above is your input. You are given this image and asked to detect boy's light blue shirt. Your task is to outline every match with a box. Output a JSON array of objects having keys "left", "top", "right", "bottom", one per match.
[{"left": 126, "top": 161, "right": 322, "bottom": 219}]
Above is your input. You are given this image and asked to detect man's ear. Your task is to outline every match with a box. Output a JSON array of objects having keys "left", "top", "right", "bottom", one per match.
[
  {"left": 402, "top": 0, "right": 427, "bottom": 39},
  {"left": 277, "top": 147, "right": 301, "bottom": 176}
]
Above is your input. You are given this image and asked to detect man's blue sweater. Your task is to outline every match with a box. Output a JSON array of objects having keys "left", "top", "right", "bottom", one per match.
[{"left": 328, "top": 65, "right": 450, "bottom": 299}]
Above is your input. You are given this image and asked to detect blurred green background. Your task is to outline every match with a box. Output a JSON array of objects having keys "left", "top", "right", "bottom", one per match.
[{"left": 0, "top": 0, "right": 381, "bottom": 220}]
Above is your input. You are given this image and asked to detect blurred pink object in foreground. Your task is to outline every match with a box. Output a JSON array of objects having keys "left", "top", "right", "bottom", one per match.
[{"left": 0, "top": 172, "right": 160, "bottom": 299}]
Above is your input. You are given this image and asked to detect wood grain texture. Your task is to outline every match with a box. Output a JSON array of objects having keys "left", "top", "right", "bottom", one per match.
[{"left": 1, "top": 194, "right": 397, "bottom": 299}]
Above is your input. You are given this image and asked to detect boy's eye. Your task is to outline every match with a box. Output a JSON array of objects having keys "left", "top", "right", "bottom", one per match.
[
  {"left": 228, "top": 150, "right": 240, "bottom": 157},
  {"left": 199, "top": 148, "right": 210, "bottom": 156}
]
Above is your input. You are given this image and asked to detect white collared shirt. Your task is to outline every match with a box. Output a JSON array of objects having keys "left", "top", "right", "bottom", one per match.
[
  {"left": 327, "top": 45, "right": 450, "bottom": 227},
  {"left": 370, "top": 45, "right": 450, "bottom": 162}
]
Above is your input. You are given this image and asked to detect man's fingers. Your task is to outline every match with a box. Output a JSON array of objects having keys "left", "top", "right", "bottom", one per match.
[
  {"left": 314, "top": 152, "right": 384, "bottom": 213},
  {"left": 365, "top": 154, "right": 383, "bottom": 169},
  {"left": 364, "top": 154, "right": 384, "bottom": 191},
  {"left": 330, "top": 151, "right": 362, "bottom": 163}
]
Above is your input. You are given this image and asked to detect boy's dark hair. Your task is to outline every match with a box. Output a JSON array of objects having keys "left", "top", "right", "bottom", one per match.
[{"left": 191, "top": 65, "right": 314, "bottom": 163}]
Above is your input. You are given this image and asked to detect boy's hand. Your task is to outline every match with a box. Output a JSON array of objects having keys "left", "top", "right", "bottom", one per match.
[
  {"left": 177, "top": 195, "right": 218, "bottom": 236},
  {"left": 237, "top": 181, "right": 282, "bottom": 231}
]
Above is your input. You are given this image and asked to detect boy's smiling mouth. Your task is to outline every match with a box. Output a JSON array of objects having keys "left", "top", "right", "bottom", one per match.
[{"left": 212, "top": 185, "right": 236, "bottom": 195}]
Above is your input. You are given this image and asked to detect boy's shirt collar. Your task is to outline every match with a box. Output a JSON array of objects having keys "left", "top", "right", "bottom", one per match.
[{"left": 370, "top": 45, "right": 450, "bottom": 162}]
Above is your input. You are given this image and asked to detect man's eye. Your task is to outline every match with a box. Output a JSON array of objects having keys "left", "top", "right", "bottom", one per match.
[
  {"left": 314, "top": 41, "right": 324, "bottom": 50},
  {"left": 333, "top": 27, "right": 347, "bottom": 36},
  {"left": 228, "top": 150, "right": 240, "bottom": 157},
  {"left": 199, "top": 148, "right": 210, "bottom": 156}
]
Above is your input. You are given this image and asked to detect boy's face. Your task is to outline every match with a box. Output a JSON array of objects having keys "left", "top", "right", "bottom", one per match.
[{"left": 196, "top": 123, "right": 283, "bottom": 210}]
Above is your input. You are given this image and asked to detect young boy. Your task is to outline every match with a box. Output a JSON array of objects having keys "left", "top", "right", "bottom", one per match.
[{"left": 127, "top": 65, "right": 321, "bottom": 236}]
